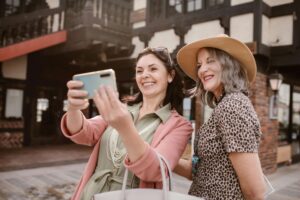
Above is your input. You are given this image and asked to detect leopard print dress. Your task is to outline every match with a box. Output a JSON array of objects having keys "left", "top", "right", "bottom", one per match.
[{"left": 189, "top": 92, "right": 261, "bottom": 200}]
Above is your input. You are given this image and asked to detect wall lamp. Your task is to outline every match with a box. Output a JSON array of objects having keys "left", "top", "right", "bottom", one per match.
[
  {"left": 269, "top": 72, "right": 284, "bottom": 94},
  {"left": 269, "top": 72, "right": 283, "bottom": 119}
]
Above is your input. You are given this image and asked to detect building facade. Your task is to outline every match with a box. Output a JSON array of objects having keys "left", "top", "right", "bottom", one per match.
[
  {"left": 0, "top": 0, "right": 300, "bottom": 174},
  {"left": 0, "top": 0, "right": 135, "bottom": 147},
  {"left": 130, "top": 0, "right": 300, "bottom": 173}
]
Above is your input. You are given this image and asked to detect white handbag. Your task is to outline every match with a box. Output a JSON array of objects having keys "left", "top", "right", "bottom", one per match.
[{"left": 93, "top": 152, "right": 203, "bottom": 200}]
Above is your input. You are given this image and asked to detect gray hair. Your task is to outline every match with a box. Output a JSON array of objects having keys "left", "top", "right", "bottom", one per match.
[{"left": 190, "top": 47, "right": 250, "bottom": 108}]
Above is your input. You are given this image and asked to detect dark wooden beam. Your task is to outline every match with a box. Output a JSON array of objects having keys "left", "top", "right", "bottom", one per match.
[
  {"left": 294, "top": 0, "right": 300, "bottom": 48},
  {"left": 271, "top": 2, "right": 294, "bottom": 17},
  {"left": 134, "top": 1, "right": 255, "bottom": 37},
  {"left": 254, "top": 1, "right": 263, "bottom": 48},
  {"left": 271, "top": 48, "right": 300, "bottom": 67}
]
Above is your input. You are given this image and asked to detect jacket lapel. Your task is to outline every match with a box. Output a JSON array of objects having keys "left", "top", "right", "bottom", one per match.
[{"left": 151, "top": 111, "right": 179, "bottom": 147}]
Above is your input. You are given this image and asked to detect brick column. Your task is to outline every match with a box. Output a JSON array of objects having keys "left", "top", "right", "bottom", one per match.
[{"left": 250, "top": 72, "right": 278, "bottom": 174}]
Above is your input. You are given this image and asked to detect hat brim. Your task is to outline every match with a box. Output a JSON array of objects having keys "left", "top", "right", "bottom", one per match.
[{"left": 176, "top": 36, "right": 257, "bottom": 83}]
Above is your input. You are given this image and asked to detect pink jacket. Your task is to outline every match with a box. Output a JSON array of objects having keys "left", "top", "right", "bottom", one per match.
[{"left": 61, "top": 110, "right": 192, "bottom": 200}]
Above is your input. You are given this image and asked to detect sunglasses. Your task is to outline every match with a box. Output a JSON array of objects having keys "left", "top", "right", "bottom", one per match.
[{"left": 142, "top": 47, "right": 173, "bottom": 67}]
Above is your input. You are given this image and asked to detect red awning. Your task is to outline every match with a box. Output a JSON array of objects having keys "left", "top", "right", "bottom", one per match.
[{"left": 0, "top": 30, "right": 67, "bottom": 62}]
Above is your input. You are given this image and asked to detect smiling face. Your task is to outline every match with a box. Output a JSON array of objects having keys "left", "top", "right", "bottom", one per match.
[
  {"left": 197, "top": 48, "right": 223, "bottom": 97},
  {"left": 135, "top": 54, "right": 173, "bottom": 100}
]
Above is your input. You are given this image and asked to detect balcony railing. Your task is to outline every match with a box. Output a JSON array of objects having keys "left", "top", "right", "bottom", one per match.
[{"left": 0, "top": 7, "right": 65, "bottom": 47}]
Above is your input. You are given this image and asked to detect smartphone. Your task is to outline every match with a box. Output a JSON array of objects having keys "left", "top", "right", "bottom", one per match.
[{"left": 72, "top": 69, "right": 117, "bottom": 99}]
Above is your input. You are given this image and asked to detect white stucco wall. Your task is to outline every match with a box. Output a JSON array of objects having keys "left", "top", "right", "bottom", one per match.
[
  {"left": 133, "top": 21, "right": 146, "bottom": 29},
  {"left": 148, "top": 29, "right": 180, "bottom": 53},
  {"left": 262, "top": 15, "right": 293, "bottom": 46},
  {"left": 231, "top": 0, "right": 253, "bottom": 6},
  {"left": 184, "top": 20, "right": 224, "bottom": 44},
  {"left": 46, "top": 0, "right": 59, "bottom": 9},
  {"left": 130, "top": 36, "right": 145, "bottom": 58},
  {"left": 2, "top": 56, "right": 27, "bottom": 80},
  {"left": 263, "top": 0, "right": 293, "bottom": 7},
  {"left": 134, "top": 0, "right": 146, "bottom": 10},
  {"left": 230, "top": 13, "right": 254, "bottom": 43},
  {"left": 52, "top": 14, "right": 60, "bottom": 32}
]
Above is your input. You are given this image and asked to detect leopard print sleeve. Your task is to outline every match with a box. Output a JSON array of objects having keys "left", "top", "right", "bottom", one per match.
[{"left": 215, "top": 92, "right": 261, "bottom": 153}]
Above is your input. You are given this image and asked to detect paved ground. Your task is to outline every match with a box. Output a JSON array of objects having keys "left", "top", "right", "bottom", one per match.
[
  {"left": 0, "top": 144, "right": 91, "bottom": 172},
  {"left": 266, "top": 163, "right": 300, "bottom": 200},
  {"left": 0, "top": 144, "right": 299, "bottom": 199},
  {"left": 0, "top": 163, "right": 84, "bottom": 200},
  {"left": 0, "top": 162, "right": 299, "bottom": 200}
]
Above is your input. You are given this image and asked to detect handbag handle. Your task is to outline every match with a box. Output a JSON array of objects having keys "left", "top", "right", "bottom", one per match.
[
  {"left": 263, "top": 174, "right": 275, "bottom": 197},
  {"left": 121, "top": 152, "right": 173, "bottom": 200}
]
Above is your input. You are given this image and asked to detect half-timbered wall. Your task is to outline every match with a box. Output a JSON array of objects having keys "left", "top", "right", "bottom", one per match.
[
  {"left": 185, "top": 20, "right": 224, "bottom": 43},
  {"left": 149, "top": 29, "right": 179, "bottom": 52},
  {"left": 129, "top": 0, "right": 300, "bottom": 173},
  {"left": 2, "top": 56, "right": 27, "bottom": 80},
  {"left": 130, "top": 0, "right": 146, "bottom": 58},
  {"left": 230, "top": 13, "right": 254, "bottom": 42},
  {"left": 262, "top": 15, "right": 293, "bottom": 46}
]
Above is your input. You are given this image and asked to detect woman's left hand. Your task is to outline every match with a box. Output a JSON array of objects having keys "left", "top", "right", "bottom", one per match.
[{"left": 93, "top": 86, "right": 133, "bottom": 132}]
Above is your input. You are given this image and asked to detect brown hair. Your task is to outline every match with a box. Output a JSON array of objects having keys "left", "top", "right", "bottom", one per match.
[{"left": 126, "top": 47, "right": 184, "bottom": 113}]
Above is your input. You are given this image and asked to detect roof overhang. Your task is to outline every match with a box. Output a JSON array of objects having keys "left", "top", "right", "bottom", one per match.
[{"left": 0, "top": 30, "right": 67, "bottom": 62}]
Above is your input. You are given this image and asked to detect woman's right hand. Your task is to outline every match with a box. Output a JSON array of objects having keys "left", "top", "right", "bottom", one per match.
[
  {"left": 65, "top": 80, "right": 89, "bottom": 134},
  {"left": 66, "top": 80, "right": 89, "bottom": 112}
]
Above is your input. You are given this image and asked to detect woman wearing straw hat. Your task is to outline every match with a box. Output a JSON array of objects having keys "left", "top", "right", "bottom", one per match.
[{"left": 174, "top": 34, "right": 266, "bottom": 200}]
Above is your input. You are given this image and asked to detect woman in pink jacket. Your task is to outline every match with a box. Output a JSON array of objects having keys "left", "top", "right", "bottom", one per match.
[{"left": 61, "top": 47, "right": 193, "bottom": 200}]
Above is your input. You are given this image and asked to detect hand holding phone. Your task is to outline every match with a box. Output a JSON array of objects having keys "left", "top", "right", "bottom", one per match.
[{"left": 72, "top": 69, "right": 117, "bottom": 99}]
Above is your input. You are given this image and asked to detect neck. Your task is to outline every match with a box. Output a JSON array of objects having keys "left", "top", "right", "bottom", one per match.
[
  {"left": 140, "top": 95, "right": 165, "bottom": 117},
  {"left": 213, "top": 87, "right": 224, "bottom": 102}
]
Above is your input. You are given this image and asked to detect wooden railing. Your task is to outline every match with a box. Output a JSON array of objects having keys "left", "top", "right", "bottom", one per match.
[
  {"left": 0, "top": 7, "right": 65, "bottom": 47},
  {"left": 0, "top": 0, "right": 132, "bottom": 51}
]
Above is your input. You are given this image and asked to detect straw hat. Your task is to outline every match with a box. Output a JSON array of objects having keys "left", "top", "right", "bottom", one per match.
[{"left": 176, "top": 34, "right": 257, "bottom": 83}]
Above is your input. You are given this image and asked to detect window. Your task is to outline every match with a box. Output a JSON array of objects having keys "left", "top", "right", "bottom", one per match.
[
  {"left": 169, "top": 0, "right": 183, "bottom": 13},
  {"left": 278, "top": 83, "right": 290, "bottom": 144},
  {"left": 207, "top": 0, "right": 224, "bottom": 7},
  {"left": 187, "top": 0, "right": 202, "bottom": 12},
  {"left": 292, "top": 90, "right": 300, "bottom": 157},
  {"left": 183, "top": 97, "right": 192, "bottom": 120},
  {"left": 149, "top": 0, "right": 163, "bottom": 20},
  {"left": 63, "top": 99, "right": 68, "bottom": 112},
  {"left": 166, "top": 0, "right": 224, "bottom": 16},
  {"left": 5, "top": 0, "right": 20, "bottom": 16},
  {"left": 5, "top": 88, "right": 23, "bottom": 118},
  {"left": 36, "top": 98, "right": 49, "bottom": 122}
]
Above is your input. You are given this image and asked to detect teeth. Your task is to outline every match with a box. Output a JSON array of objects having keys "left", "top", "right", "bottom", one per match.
[
  {"left": 204, "top": 75, "right": 213, "bottom": 81},
  {"left": 143, "top": 82, "right": 154, "bottom": 86}
]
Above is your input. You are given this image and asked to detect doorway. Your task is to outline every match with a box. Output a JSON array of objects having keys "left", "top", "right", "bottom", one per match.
[{"left": 28, "top": 86, "right": 66, "bottom": 145}]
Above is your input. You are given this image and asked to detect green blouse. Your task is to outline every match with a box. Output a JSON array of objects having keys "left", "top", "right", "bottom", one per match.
[{"left": 80, "top": 103, "right": 171, "bottom": 200}]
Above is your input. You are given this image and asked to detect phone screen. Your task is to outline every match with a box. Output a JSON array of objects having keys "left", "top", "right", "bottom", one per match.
[{"left": 73, "top": 69, "right": 117, "bottom": 99}]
